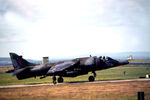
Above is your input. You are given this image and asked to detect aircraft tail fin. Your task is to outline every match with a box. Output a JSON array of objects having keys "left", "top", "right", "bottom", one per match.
[{"left": 9, "top": 53, "right": 35, "bottom": 70}]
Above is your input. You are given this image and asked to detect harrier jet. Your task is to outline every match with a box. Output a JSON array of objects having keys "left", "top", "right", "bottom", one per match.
[{"left": 7, "top": 53, "right": 129, "bottom": 84}]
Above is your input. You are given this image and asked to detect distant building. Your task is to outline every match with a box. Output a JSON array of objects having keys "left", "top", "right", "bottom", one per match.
[
  {"left": 42, "top": 57, "right": 49, "bottom": 64},
  {"left": 127, "top": 55, "right": 133, "bottom": 60}
]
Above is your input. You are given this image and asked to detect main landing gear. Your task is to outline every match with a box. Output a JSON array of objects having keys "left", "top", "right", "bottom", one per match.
[
  {"left": 52, "top": 76, "right": 64, "bottom": 84},
  {"left": 52, "top": 76, "right": 56, "bottom": 84},
  {"left": 88, "top": 71, "right": 96, "bottom": 82},
  {"left": 58, "top": 76, "right": 64, "bottom": 83}
]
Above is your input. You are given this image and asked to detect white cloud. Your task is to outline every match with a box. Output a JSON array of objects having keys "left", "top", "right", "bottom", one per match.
[
  {"left": 0, "top": 37, "right": 24, "bottom": 43},
  {"left": 0, "top": 0, "right": 150, "bottom": 59}
]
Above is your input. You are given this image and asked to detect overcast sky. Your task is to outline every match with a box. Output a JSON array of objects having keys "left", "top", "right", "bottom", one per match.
[{"left": 0, "top": 0, "right": 150, "bottom": 59}]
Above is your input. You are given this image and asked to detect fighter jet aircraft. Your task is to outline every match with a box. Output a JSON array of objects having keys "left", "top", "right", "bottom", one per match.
[{"left": 7, "top": 53, "right": 129, "bottom": 84}]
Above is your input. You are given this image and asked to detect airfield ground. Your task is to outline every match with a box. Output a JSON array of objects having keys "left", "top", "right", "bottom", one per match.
[
  {"left": 0, "top": 59, "right": 150, "bottom": 100},
  {"left": 0, "top": 79, "right": 150, "bottom": 100}
]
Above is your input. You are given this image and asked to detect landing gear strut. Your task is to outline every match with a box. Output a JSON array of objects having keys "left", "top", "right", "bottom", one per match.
[
  {"left": 88, "top": 71, "right": 96, "bottom": 82},
  {"left": 93, "top": 71, "right": 96, "bottom": 78},
  {"left": 52, "top": 76, "right": 56, "bottom": 84}
]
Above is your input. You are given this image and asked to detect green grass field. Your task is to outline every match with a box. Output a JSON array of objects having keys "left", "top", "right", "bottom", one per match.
[{"left": 0, "top": 65, "right": 150, "bottom": 86}]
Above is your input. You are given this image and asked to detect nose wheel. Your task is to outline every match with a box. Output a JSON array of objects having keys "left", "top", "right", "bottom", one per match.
[
  {"left": 89, "top": 76, "right": 95, "bottom": 82},
  {"left": 88, "top": 71, "right": 96, "bottom": 82}
]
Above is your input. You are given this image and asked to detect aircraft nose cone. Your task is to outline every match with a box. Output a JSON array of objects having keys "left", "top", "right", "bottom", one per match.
[{"left": 119, "top": 61, "right": 129, "bottom": 65}]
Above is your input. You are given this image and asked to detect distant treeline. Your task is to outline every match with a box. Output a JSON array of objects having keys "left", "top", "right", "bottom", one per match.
[{"left": 129, "top": 63, "right": 150, "bottom": 65}]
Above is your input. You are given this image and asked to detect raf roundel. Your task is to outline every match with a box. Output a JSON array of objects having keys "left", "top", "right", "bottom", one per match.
[{"left": 57, "top": 68, "right": 61, "bottom": 70}]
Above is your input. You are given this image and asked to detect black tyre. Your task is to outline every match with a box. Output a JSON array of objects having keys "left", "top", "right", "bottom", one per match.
[
  {"left": 53, "top": 81, "right": 56, "bottom": 84},
  {"left": 88, "top": 76, "right": 95, "bottom": 82},
  {"left": 52, "top": 76, "right": 57, "bottom": 84},
  {"left": 58, "top": 77, "right": 64, "bottom": 83}
]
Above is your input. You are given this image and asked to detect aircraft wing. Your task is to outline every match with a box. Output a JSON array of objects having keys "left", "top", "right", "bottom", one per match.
[{"left": 47, "top": 60, "right": 79, "bottom": 74}]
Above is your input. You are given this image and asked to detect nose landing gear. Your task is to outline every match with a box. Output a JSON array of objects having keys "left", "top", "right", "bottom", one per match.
[{"left": 88, "top": 71, "right": 96, "bottom": 82}]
